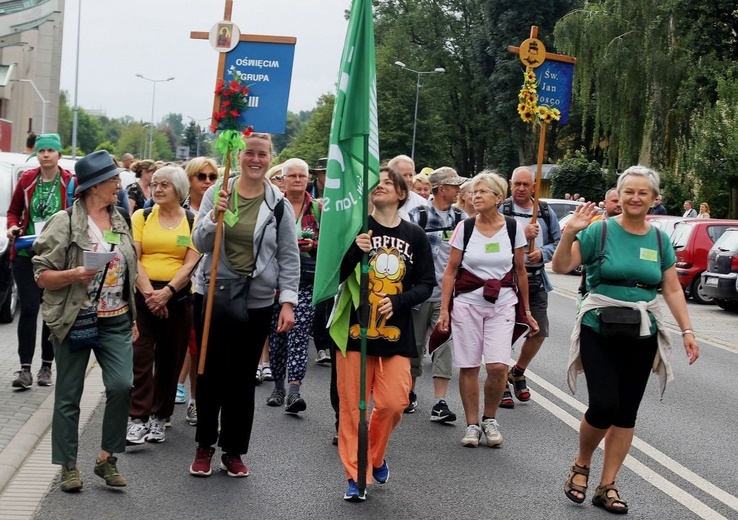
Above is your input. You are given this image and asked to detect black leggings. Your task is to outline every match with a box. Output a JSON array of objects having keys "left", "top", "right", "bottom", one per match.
[{"left": 580, "top": 325, "right": 658, "bottom": 429}]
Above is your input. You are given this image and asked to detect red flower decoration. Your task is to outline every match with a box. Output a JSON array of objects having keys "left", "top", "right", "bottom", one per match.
[
  {"left": 242, "top": 126, "right": 254, "bottom": 137},
  {"left": 222, "top": 99, "right": 231, "bottom": 108},
  {"left": 214, "top": 79, "right": 225, "bottom": 95},
  {"left": 211, "top": 67, "right": 253, "bottom": 134},
  {"left": 229, "top": 80, "right": 241, "bottom": 91}
]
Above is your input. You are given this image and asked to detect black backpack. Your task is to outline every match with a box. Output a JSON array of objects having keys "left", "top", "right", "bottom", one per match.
[
  {"left": 460, "top": 215, "right": 517, "bottom": 263},
  {"left": 416, "top": 205, "right": 463, "bottom": 233},
  {"left": 501, "top": 198, "right": 554, "bottom": 243}
]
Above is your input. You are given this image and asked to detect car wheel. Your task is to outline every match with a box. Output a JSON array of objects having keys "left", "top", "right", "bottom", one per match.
[
  {"left": 690, "top": 274, "right": 714, "bottom": 305},
  {"left": 0, "top": 279, "right": 17, "bottom": 323},
  {"left": 716, "top": 299, "right": 738, "bottom": 312}
]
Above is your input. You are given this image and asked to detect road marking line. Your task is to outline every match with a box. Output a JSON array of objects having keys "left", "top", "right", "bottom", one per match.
[{"left": 527, "top": 369, "right": 737, "bottom": 518}]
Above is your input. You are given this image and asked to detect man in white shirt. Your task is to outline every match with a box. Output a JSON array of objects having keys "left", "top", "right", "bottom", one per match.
[{"left": 389, "top": 154, "right": 426, "bottom": 220}]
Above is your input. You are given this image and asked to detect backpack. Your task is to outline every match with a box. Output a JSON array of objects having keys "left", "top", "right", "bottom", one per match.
[
  {"left": 578, "top": 219, "right": 664, "bottom": 296},
  {"left": 417, "top": 205, "right": 463, "bottom": 233},
  {"left": 143, "top": 206, "right": 195, "bottom": 232},
  {"left": 501, "top": 198, "right": 553, "bottom": 243}
]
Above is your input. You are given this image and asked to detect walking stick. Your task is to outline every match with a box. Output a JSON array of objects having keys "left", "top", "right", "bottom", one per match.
[
  {"left": 357, "top": 135, "right": 370, "bottom": 492},
  {"left": 198, "top": 151, "right": 232, "bottom": 375}
]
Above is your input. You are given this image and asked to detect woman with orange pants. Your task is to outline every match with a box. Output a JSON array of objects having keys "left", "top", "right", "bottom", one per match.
[{"left": 335, "top": 167, "right": 434, "bottom": 501}]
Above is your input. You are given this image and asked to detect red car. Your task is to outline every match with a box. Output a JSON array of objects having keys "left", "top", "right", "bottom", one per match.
[{"left": 670, "top": 218, "right": 738, "bottom": 303}]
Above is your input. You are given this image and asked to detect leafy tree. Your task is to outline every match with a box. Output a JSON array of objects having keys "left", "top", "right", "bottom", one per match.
[
  {"left": 278, "top": 94, "right": 334, "bottom": 166},
  {"left": 116, "top": 124, "right": 151, "bottom": 160},
  {"left": 551, "top": 148, "right": 606, "bottom": 201},
  {"left": 95, "top": 141, "right": 116, "bottom": 154},
  {"left": 163, "top": 113, "right": 184, "bottom": 138},
  {"left": 271, "top": 111, "right": 305, "bottom": 155}
]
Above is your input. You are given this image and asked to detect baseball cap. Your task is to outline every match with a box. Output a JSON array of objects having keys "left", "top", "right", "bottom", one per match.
[{"left": 429, "top": 167, "right": 466, "bottom": 188}]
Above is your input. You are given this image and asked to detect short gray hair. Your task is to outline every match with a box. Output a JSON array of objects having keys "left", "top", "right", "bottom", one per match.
[
  {"left": 617, "top": 165, "right": 660, "bottom": 197},
  {"left": 152, "top": 165, "right": 190, "bottom": 201},
  {"left": 281, "top": 157, "right": 309, "bottom": 175},
  {"left": 470, "top": 170, "right": 508, "bottom": 198}
]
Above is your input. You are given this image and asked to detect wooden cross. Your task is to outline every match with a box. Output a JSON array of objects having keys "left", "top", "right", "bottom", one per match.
[
  {"left": 190, "top": 0, "right": 296, "bottom": 129},
  {"left": 508, "top": 26, "right": 576, "bottom": 252}
]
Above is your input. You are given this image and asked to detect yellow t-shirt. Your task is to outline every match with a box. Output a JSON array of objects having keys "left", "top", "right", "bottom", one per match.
[{"left": 132, "top": 206, "right": 198, "bottom": 281}]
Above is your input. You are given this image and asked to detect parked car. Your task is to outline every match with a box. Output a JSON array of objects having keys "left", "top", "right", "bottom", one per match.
[
  {"left": 539, "top": 198, "right": 585, "bottom": 220},
  {"left": 0, "top": 161, "right": 17, "bottom": 322},
  {"left": 645, "top": 214, "right": 689, "bottom": 238},
  {"left": 669, "top": 218, "right": 738, "bottom": 304},
  {"left": 701, "top": 227, "right": 738, "bottom": 312}
]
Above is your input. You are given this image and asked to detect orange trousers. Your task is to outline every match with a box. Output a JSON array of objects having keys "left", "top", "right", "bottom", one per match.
[{"left": 336, "top": 351, "right": 411, "bottom": 483}]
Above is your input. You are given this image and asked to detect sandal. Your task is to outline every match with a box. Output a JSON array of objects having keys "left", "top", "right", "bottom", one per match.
[
  {"left": 592, "top": 482, "right": 629, "bottom": 514},
  {"left": 508, "top": 368, "right": 531, "bottom": 401},
  {"left": 564, "top": 462, "right": 589, "bottom": 504},
  {"left": 499, "top": 382, "right": 514, "bottom": 409}
]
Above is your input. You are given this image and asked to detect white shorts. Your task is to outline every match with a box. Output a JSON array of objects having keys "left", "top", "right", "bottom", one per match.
[{"left": 451, "top": 300, "right": 515, "bottom": 368}]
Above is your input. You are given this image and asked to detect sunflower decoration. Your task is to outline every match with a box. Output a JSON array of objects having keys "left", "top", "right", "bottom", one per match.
[
  {"left": 210, "top": 65, "right": 254, "bottom": 157},
  {"left": 517, "top": 70, "right": 561, "bottom": 125}
]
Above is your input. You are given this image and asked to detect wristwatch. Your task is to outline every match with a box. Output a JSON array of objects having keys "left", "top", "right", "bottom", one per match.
[{"left": 680, "top": 329, "right": 694, "bottom": 337}]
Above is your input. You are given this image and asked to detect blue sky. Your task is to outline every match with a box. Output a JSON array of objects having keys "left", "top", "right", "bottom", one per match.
[{"left": 60, "top": 0, "right": 351, "bottom": 124}]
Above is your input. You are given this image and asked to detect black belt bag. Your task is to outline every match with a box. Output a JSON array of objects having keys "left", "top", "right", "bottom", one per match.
[{"left": 598, "top": 307, "right": 641, "bottom": 338}]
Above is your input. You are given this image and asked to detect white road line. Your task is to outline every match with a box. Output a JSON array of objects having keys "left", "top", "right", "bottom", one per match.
[{"left": 527, "top": 369, "right": 737, "bottom": 518}]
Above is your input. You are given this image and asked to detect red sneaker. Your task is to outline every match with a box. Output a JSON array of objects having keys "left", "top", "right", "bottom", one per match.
[
  {"left": 220, "top": 453, "right": 249, "bottom": 477},
  {"left": 189, "top": 446, "right": 215, "bottom": 477}
]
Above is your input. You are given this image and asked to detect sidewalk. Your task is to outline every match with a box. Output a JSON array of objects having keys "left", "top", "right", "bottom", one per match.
[{"left": 0, "top": 318, "right": 102, "bottom": 519}]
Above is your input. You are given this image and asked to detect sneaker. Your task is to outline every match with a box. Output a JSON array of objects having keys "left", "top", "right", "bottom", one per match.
[
  {"left": 186, "top": 402, "right": 198, "bottom": 426},
  {"left": 94, "top": 455, "right": 127, "bottom": 487},
  {"left": 266, "top": 388, "right": 285, "bottom": 407},
  {"left": 37, "top": 366, "right": 53, "bottom": 387},
  {"left": 175, "top": 383, "right": 186, "bottom": 404},
  {"left": 403, "top": 390, "right": 417, "bottom": 414},
  {"left": 164, "top": 417, "right": 172, "bottom": 428},
  {"left": 220, "top": 453, "right": 249, "bottom": 477},
  {"left": 126, "top": 419, "right": 149, "bottom": 445},
  {"left": 316, "top": 349, "right": 331, "bottom": 365},
  {"left": 461, "top": 424, "right": 483, "bottom": 447},
  {"left": 285, "top": 393, "right": 306, "bottom": 414},
  {"left": 260, "top": 366, "right": 274, "bottom": 382},
  {"left": 343, "top": 479, "right": 366, "bottom": 502},
  {"left": 146, "top": 416, "right": 166, "bottom": 443},
  {"left": 11, "top": 369, "right": 32, "bottom": 390},
  {"left": 509, "top": 367, "right": 531, "bottom": 402},
  {"left": 189, "top": 445, "right": 216, "bottom": 477},
  {"left": 372, "top": 459, "right": 389, "bottom": 484},
  {"left": 499, "top": 382, "right": 515, "bottom": 409},
  {"left": 430, "top": 399, "right": 457, "bottom": 423},
  {"left": 481, "top": 417, "right": 504, "bottom": 448},
  {"left": 255, "top": 366, "right": 262, "bottom": 385},
  {"left": 60, "top": 464, "right": 83, "bottom": 492}
]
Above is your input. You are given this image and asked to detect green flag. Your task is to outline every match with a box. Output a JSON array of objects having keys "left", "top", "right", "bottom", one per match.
[{"left": 312, "top": 0, "right": 379, "bottom": 321}]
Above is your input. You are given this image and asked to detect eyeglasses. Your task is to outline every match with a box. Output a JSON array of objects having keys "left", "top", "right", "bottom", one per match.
[
  {"left": 150, "top": 181, "right": 172, "bottom": 190},
  {"left": 196, "top": 172, "right": 218, "bottom": 182},
  {"left": 105, "top": 176, "right": 122, "bottom": 186},
  {"left": 471, "top": 189, "right": 498, "bottom": 197}
]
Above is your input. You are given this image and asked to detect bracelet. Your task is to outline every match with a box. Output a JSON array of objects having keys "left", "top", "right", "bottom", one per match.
[
  {"left": 681, "top": 329, "right": 694, "bottom": 337},
  {"left": 525, "top": 310, "right": 532, "bottom": 315},
  {"left": 165, "top": 284, "right": 177, "bottom": 295}
]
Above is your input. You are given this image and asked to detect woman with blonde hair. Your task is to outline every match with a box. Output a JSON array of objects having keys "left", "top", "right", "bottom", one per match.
[
  {"left": 454, "top": 179, "right": 476, "bottom": 217},
  {"left": 412, "top": 174, "right": 432, "bottom": 199},
  {"left": 697, "top": 202, "right": 710, "bottom": 218}
]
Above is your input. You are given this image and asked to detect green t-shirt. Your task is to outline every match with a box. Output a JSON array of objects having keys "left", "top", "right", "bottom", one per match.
[
  {"left": 224, "top": 193, "right": 264, "bottom": 276},
  {"left": 577, "top": 219, "right": 676, "bottom": 335},
  {"left": 19, "top": 175, "right": 62, "bottom": 257}
]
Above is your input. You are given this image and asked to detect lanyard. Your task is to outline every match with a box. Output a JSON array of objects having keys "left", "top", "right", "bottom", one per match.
[{"left": 35, "top": 172, "right": 60, "bottom": 218}]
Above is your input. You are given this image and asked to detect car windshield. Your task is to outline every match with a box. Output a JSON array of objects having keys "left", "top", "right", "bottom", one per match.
[{"left": 670, "top": 223, "right": 692, "bottom": 250}]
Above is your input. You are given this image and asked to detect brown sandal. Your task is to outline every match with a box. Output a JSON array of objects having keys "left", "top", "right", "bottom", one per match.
[
  {"left": 508, "top": 368, "right": 531, "bottom": 401},
  {"left": 592, "top": 482, "right": 629, "bottom": 514},
  {"left": 564, "top": 462, "right": 589, "bottom": 504}
]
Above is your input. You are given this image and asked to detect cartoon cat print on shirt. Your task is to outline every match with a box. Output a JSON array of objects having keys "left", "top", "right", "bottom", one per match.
[{"left": 349, "top": 246, "right": 406, "bottom": 341}]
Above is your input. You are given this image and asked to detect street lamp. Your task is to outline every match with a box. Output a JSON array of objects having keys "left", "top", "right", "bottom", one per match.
[
  {"left": 393, "top": 61, "right": 445, "bottom": 161},
  {"left": 17, "top": 79, "right": 49, "bottom": 134},
  {"left": 135, "top": 74, "right": 174, "bottom": 158},
  {"left": 186, "top": 116, "right": 210, "bottom": 157}
]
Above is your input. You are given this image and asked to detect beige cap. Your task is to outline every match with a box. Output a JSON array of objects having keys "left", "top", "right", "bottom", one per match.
[{"left": 429, "top": 167, "right": 466, "bottom": 188}]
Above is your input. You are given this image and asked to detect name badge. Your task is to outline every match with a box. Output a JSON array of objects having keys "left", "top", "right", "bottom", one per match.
[
  {"left": 176, "top": 235, "right": 192, "bottom": 247},
  {"left": 103, "top": 230, "right": 121, "bottom": 245},
  {"left": 442, "top": 230, "right": 453, "bottom": 242},
  {"left": 223, "top": 209, "right": 238, "bottom": 227},
  {"left": 640, "top": 248, "right": 658, "bottom": 262},
  {"left": 485, "top": 242, "right": 501, "bottom": 254}
]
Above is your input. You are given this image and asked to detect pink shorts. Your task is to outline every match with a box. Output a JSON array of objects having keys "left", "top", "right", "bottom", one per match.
[{"left": 451, "top": 300, "right": 514, "bottom": 368}]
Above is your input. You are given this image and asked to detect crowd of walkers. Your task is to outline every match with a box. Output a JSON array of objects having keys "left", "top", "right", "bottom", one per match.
[{"left": 10, "top": 132, "right": 701, "bottom": 514}]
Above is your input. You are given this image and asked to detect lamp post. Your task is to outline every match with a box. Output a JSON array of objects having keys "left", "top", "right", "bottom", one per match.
[
  {"left": 187, "top": 116, "right": 210, "bottom": 157},
  {"left": 18, "top": 79, "right": 49, "bottom": 134},
  {"left": 135, "top": 74, "right": 174, "bottom": 158},
  {"left": 393, "top": 61, "right": 445, "bottom": 161}
]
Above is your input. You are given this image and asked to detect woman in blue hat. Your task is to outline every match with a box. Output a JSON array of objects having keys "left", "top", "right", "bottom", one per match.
[{"left": 32, "top": 150, "right": 138, "bottom": 492}]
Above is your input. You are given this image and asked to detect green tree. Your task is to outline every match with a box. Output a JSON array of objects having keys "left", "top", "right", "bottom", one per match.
[
  {"left": 271, "top": 111, "right": 305, "bottom": 155},
  {"left": 278, "top": 94, "right": 334, "bottom": 165},
  {"left": 551, "top": 148, "right": 606, "bottom": 202},
  {"left": 116, "top": 125, "right": 150, "bottom": 160},
  {"left": 95, "top": 141, "right": 116, "bottom": 153},
  {"left": 163, "top": 113, "right": 184, "bottom": 138}
]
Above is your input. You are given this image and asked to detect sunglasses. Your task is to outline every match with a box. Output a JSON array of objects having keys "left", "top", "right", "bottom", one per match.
[
  {"left": 272, "top": 175, "right": 284, "bottom": 181},
  {"left": 197, "top": 172, "right": 218, "bottom": 182}
]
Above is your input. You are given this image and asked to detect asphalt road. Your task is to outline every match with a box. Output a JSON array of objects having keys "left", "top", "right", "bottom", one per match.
[{"left": 33, "top": 273, "right": 738, "bottom": 520}]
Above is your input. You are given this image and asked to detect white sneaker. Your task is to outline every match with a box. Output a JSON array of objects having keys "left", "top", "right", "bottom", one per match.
[
  {"left": 481, "top": 418, "right": 503, "bottom": 447},
  {"left": 126, "top": 419, "right": 149, "bottom": 445},
  {"left": 146, "top": 416, "right": 166, "bottom": 443},
  {"left": 461, "top": 424, "right": 482, "bottom": 447},
  {"left": 315, "top": 349, "right": 331, "bottom": 364}
]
